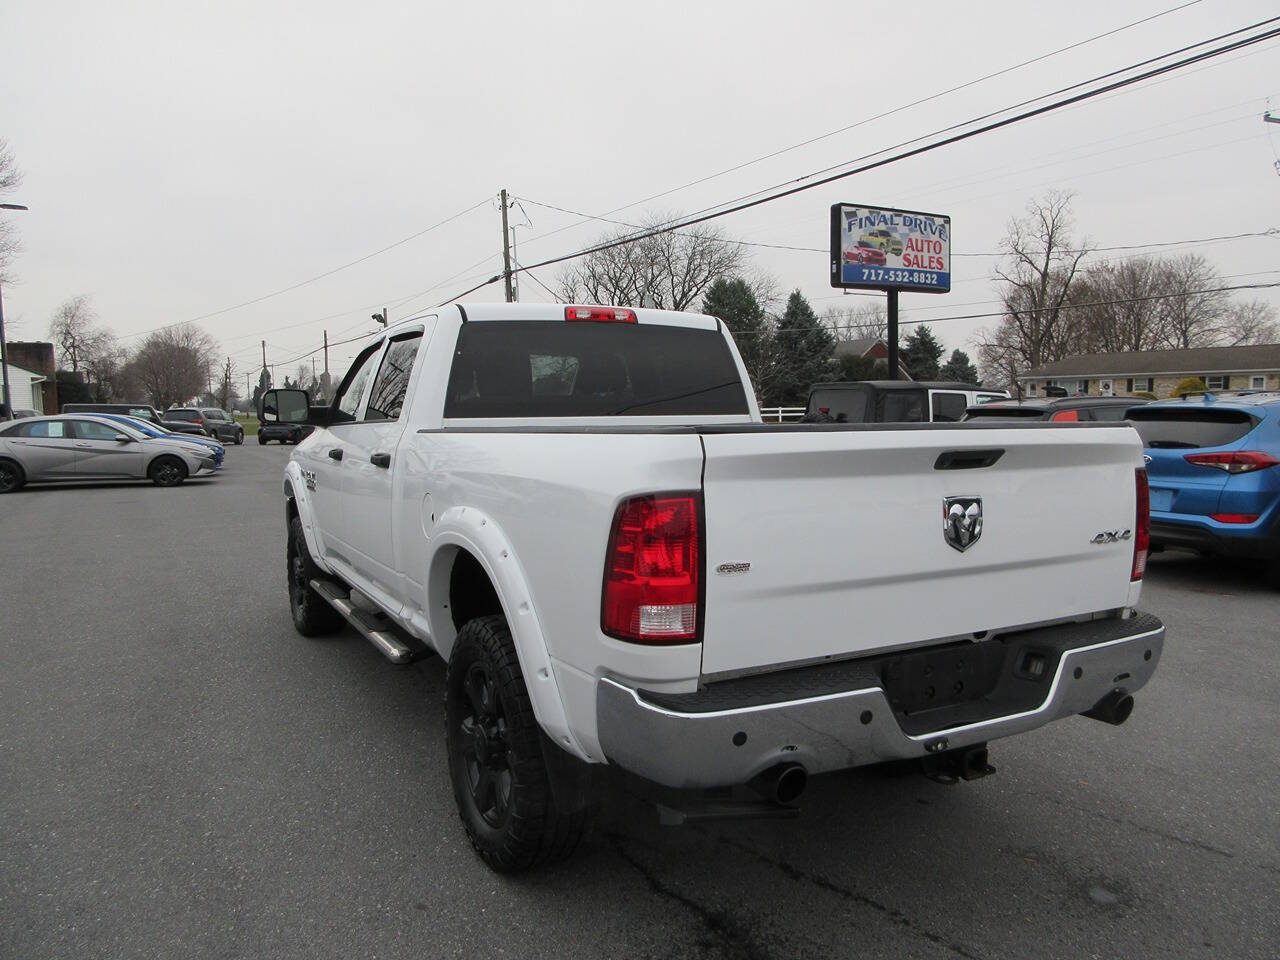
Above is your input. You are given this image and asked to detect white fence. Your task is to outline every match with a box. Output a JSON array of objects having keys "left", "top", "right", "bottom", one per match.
[{"left": 759, "top": 407, "right": 807, "bottom": 423}]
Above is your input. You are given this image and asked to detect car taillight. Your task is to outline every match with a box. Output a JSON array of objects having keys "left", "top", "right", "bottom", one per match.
[
  {"left": 1050, "top": 409, "right": 1080, "bottom": 422},
  {"left": 1132, "top": 468, "right": 1149, "bottom": 582},
  {"left": 602, "top": 494, "right": 700, "bottom": 644},
  {"left": 565, "top": 305, "right": 637, "bottom": 323},
  {"left": 1183, "top": 451, "right": 1280, "bottom": 474}
]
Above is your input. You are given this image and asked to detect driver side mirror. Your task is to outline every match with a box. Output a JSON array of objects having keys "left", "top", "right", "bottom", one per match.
[
  {"left": 259, "top": 388, "right": 327, "bottom": 426},
  {"left": 114, "top": 434, "right": 132, "bottom": 443}
]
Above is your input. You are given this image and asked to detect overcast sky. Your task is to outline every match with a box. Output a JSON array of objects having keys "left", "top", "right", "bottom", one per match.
[{"left": 3, "top": 0, "right": 1278, "bottom": 377}]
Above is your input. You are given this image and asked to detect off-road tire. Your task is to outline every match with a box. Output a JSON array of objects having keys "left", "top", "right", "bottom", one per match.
[
  {"left": 445, "top": 615, "right": 589, "bottom": 872},
  {"left": 0, "top": 458, "right": 25, "bottom": 493},
  {"left": 287, "top": 514, "right": 345, "bottom": 636},
  {"left": 234, "top": 430, "right": 244, "bottom": 445},
  {"left": 148, "top": 456, "right": 188, "bottom": 487}
]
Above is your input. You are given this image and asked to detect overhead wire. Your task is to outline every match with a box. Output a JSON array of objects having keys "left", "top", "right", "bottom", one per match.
[
  {"left": 431, "top": 18, "right": 1280, "bottom": 304},
  {"left": 505, "top": 0, "right": 1209, "bottom": 254}
]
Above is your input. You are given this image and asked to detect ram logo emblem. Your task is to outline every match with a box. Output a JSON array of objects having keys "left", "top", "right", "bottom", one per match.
[{"left": 943, "top": 496, "right": 983, "bottom": 552}]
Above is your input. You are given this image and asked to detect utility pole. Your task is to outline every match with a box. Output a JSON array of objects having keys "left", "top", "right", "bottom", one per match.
[
  {"left": 261, "top": 339, "right": 267, "bottom": 369},
  {"left": 886, "top": 290, "right": 900, "bottom": 380},
  {"left": 1, "top": 203, "right": 30, "bottom": 418},
  {"left": 323, "top": 330, "right": 329, "bottom": 376},
  {"left": 0, "top": 281, "right": 11, "bottom": 418},
  {"left": 500, "top": 188, "right": 514, "bottom": 303}
]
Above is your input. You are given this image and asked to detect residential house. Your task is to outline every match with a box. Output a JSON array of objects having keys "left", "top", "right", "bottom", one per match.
[
  {"left": 1020, "top": 344, "right": 1280, "bottom": 399},
  {"left": 2, "top": 359, "right": 49, "bottom": 414},
  {"left": 5, "top": 341, "right": 59, "bottom": 413},
  {"left": 833, "top": 337, "right": 912, "bottom": 379}
]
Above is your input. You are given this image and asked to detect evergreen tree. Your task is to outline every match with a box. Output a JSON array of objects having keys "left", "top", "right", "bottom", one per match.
[
  {"left": 771, "top": 290, "right": 837, "bottom": 406},
  {"left": 703, "top": 277, "right": 773, "bottom": 399},
  {"left": 899, "top": 324, "right": 944, "bottom": 380},
  {"left": 939, "top": 348, "right": 979, "bottom": 384}
]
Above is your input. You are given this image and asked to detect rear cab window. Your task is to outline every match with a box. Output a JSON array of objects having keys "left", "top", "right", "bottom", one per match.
[
  {"left": 1128, "top": 408, "right": 1259, "bottom": 448},
  {"left": 807, "top": 387, "right": 869, "bottom": 423},
  {"left": 444, "top": 321, "right": 748, "bottom": 418}
]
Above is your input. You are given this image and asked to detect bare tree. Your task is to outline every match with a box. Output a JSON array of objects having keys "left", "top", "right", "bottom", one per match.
[
  {"left": 49, "top": 296, "right": 114, "bottom": 374},
  {"left": 0, "top": 139, "right": 24, "bottom": 283},
  {"left": 1220, "top": 299, "right": 1279, "bottom": 345},
  {"left": 976, "top": 191, "right": 1090, "bottom": 382},
  {"left": 822, "top": 301, "right": 888, "bottom": 343},
  {"left": 1156, "top": 254, "right": 1233, "bottom": 349},
  {"left": 126, "top": 324, "right": 217, "bottom": 409},
  {"left": 1070, "top": 258, "right": 1168, "bottom": 354},
  {"left": 556, "top": 214, "right": 746, "bottom": 311}
]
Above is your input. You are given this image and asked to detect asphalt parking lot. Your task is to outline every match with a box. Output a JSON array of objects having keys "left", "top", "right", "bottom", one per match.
[{"left": 2, "top": 443, "right": 1277, "bottom": 960}]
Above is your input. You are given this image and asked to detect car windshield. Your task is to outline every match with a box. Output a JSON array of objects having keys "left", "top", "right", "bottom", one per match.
[{"left": 1127, "top": 407, "right": 1259, "bottom": 448}]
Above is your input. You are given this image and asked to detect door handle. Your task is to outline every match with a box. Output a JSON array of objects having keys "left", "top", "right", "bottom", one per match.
[
  {"left": 75, "top": 441, "right": 93, "bottom": 448},
  {"left": 328, "top": 448, "right": 344, "bottom": 461},
  {"left": 370, "top": 452, "right": 391, "bottom": 468}
]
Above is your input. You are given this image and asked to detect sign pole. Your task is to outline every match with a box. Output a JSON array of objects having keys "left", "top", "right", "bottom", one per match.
[{"left": 886, "top": 289, "right": 899, "bottom": 380}]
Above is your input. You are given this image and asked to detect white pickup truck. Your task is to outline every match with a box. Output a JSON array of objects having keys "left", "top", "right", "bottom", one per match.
[{"left": 262, "top": 301, "right": 1164, "bottom": 872}]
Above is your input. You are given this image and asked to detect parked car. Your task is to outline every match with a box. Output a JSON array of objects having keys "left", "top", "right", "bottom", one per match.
[
  {"left": 166, "top": 406, "right": 244, "bottom": 444},
  {"left": 1126, "top": 393, "right": 1280, "bottom": 571},
  {"left": 0, "top": 414, "right": 217, "bottom": 492},
  {"left": 257, "top": 301, "right": 1162, "bottom": 872},
  {"left": 257, "top": 420, "right": 311, "bottom": 445},
  {"left": 61, "top": 402, "right": 210, "bottom": 437},
  {"left": 963, "top": 396, "right": 1150, "bottom": 422},
  {"left": 860, "top": 228, "right": 904, "bottom": 256},
  {"left": 806, "top": 381, "right": 1009, "bottom": 424},
  {"left": 844, "top": 241, "right": 888, "bottom": 266},
  {"left": 96, "top": 414, "right": 225, "bottom": 468}
]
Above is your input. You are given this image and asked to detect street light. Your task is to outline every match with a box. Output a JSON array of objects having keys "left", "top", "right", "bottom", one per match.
[{"left": 0, "top": 203, "right": 30, "bottom": 419}]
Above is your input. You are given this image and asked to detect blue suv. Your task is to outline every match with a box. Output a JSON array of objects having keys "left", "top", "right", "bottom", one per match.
[{"left": 1127, "top": 394, "right": 1280, "bottom": 569}]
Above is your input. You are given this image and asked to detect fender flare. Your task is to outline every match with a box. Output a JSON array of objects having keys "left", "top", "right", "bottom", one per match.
[
  {"left": 427, "top": 506, "right": 586, "bottom": 761},
  {"left": 283, "top": 462, "right": 333, "bottom": 576}
]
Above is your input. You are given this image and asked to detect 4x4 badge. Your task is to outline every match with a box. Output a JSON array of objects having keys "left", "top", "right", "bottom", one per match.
[{"left": 943, "top": 496, "right": 983, "bottom": 552}]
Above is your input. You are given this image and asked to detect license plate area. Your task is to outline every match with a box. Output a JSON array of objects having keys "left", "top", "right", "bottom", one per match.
[
  {"left": 880, "top": 640, "right": 1006, "bottom": 717},
  {"left": 1150, "top": 488, "right": 1174, "bottom": 512}
]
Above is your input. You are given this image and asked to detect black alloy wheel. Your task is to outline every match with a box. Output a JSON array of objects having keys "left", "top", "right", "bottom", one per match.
[
  {"left": 0, "top": 459, "right": 25, "bottom": 493},
  {"left": 445, "top": 615, "right": 589, "bottom": 871},
  {"left": 286, "top": 514, "right": 343, "bottom": 635},
  {"left": 149, "top": 456, "right": 187, "bottom": 487},
  {"left": 456, "top": 660, "right": 514, "bottom": 829}
]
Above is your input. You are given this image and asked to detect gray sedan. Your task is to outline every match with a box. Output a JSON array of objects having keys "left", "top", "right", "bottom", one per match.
[{"left": 0, "top": 414, "right": 217, "bottom": 493}]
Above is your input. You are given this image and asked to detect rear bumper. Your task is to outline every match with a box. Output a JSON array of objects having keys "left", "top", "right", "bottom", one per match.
[
  {"left": 1151, "top": 517, "right": 1280, "bottom": 560},
  {"left": 596, "top": 613, "right": 1164, "bottom": 790}
]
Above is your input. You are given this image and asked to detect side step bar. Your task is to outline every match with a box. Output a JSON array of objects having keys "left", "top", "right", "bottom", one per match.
[{"left": 310, "top": 579, "right": 417, "bottom": 664}]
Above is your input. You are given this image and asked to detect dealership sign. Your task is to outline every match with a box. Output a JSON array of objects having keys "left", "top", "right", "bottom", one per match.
[{"left": 829, "top": 204, "right": 951, "bottom": 294}]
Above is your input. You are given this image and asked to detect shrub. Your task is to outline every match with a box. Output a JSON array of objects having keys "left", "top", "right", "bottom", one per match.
[{"left": 1170, "top": 377, "right": 1207, "bottom": 399}]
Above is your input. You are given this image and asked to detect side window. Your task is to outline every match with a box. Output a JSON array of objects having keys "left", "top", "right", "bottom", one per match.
[
  {"left": 333, "top": 342, "right": 385, "bottom": 422},
  {"left": 930, "top": 392, "right": 968, "bottom": 422},
  {"left": 365, "top": 334, "right": 423, "bottom": 421},
  {"left": 71, "top": 419, "right": 125, "bottom": 440},
  {"left": 20, "top": 420, "right": 69, "bottom": 438}
]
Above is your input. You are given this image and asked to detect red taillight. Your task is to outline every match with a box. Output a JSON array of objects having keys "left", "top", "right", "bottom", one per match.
[
  {"left": 1050, "top": 409, "right": 1080, "bottom": 422},
  {"left": 1183, "top": 451, "right": 1280, "bottom": 474},
  {"left": 1210, "top": 513, "right": 1260, "bottom": 524},
  {"left": 1132, "top": 468, "right": 1150, "bottom": 582},
  {"left": 602, "top": 494, "right": 700, "bottom": 644},
  {"left": 565, "top": 305, "right": 637, "bottom": 323}
]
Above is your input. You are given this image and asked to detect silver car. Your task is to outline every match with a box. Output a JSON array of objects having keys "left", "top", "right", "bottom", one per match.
[{"left": 0, "top": 414, "right": 217, "bottom": 493}]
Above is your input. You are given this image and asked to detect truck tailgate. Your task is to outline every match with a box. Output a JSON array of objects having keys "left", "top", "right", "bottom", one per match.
[{"left": 699, "top": 426, "right": 1143, "bottom": 676}]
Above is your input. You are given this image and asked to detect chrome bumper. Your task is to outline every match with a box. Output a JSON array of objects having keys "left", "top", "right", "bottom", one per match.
[{"left": 596, "top": 614, "right": 1164, "bottom": 790}]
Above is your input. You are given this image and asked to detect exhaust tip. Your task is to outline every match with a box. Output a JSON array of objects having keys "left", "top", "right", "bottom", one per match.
[
  {"left": 1083, "top": 689, "right": 1134, "bottom": 726},
  {"left": 748, "top": 762, "right": 809, "bottom": 805},
  {"left": 775, "top": 765, "right": 808, "bottom": 804}
]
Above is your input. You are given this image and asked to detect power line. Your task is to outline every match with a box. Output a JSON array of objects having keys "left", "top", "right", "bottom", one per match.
[
  {"left": 506, "top": 0, "right": 1207, "bottom": 254},
  {"left": 736, "top": 281, "right": 1280, "bottom": 337},
  {"left": 119, "top": 197, "right": 490, "bottom": 342},
  {"left": 434, "top": 18, "right": 1280, "bottom": 304}
]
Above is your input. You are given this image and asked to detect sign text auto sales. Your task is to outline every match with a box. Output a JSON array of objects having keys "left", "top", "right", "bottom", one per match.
[{"left": 829, "top": 204, "right": 951, "bottom": 294}]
